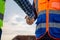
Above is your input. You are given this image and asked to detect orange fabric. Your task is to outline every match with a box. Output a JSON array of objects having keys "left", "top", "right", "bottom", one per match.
[
  {"left": 38, "top": 0, "right": 47, "bottom": 13},
  {"left": 49, "top": 2, "right": 60, "bottom": 10},
  {"left": 34, "top": 0, "right": 60, "bottom": 13},
  {"left": 50, "top": 0, "right": 60, "bottom": 2}
]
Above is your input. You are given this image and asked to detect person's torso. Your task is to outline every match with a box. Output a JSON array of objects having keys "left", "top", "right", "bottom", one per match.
[{"left": 34, "top": 0, "right": 60, "bottom": 39}]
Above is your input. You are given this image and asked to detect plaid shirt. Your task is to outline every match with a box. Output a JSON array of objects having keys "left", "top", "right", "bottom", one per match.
[{"left": 14, "top": 0, "right": 35, "bottom": 19}]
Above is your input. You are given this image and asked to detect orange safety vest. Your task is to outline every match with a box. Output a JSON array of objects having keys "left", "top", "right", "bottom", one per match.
[
  {"left": 34, "top": 0, "right": 60, "bottom": 14},
  {"left": 34, "top": 0, "right": 60, "bottom": 39}
]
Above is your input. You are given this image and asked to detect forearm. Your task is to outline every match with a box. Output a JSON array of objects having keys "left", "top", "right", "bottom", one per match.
[{"left": 14, "top": 0, "right": 35, "bottom": 19}]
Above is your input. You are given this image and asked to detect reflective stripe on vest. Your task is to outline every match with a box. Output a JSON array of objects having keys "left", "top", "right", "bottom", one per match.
[
  {"left": 36, "top": 23, "right": 60, "bottom": 30},
  {"left": 38, "top": 10, "right": 60, "bottom": 16},
  {"left": 36, "top": 23, "right": 46, "bottom": 30},
  {"left": 49, "top": 23, "right": 60, "bottom": 28}
]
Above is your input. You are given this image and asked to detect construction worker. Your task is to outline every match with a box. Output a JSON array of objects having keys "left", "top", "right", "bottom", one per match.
[
  {"left": 0, "top": 0, "right": 5, "bottom": 39},
  {"left": 14, "top": 0, "right": 60, "bottom": 40},
  {"left": 25, "top": 0, "right": 60, "bottom": 40}
]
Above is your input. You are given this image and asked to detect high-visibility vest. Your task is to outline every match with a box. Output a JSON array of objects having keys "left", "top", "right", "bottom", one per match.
[
  {"left": 34, "top": 0, "right": 60, "bottom": 39},
  {"left": 0, "top": 0, "right": 5, "bottom": 29}
]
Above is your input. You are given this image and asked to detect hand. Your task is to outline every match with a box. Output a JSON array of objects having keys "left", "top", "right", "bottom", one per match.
[{"left": 25, "top": 16, "right": 35, "bottom": 25}]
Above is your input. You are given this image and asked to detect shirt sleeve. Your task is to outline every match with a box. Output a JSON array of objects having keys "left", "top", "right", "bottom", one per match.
[
  {"left": 32, "top": 1, "right": 37, "bottom": 19},
  {"left": 14, "top": 0, "right": 36, "bottom": 19}
]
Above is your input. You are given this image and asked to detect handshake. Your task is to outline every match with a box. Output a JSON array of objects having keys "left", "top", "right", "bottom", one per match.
[
  {"left": 14, "top": 0, "right": 37, "bottom": 25},
  {"left": 25, "top": 16, "right": 35, "bottom": 25}
]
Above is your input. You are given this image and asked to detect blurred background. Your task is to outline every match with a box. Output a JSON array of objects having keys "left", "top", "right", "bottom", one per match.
[{"left": 1, "top": 0, "right": 36, "bottom": 40}]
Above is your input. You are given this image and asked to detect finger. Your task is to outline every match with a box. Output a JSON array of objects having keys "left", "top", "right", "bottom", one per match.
[{"left": 25, "top": 16, "right": 29, "bottom": 19}]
